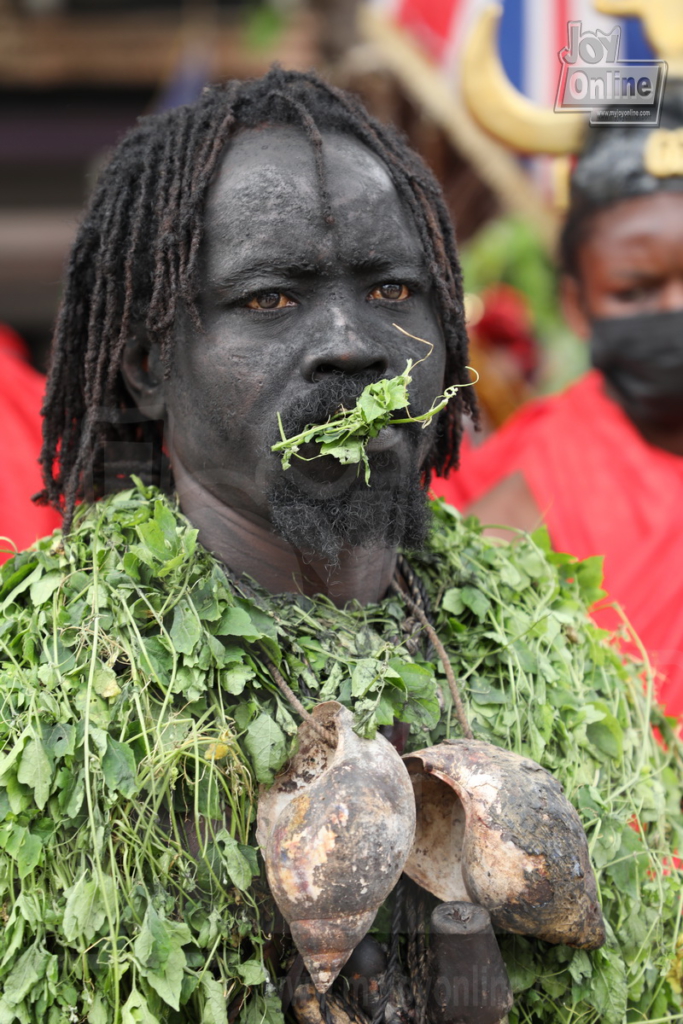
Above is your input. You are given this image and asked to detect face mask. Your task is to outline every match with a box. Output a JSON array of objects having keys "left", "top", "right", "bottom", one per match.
[{"left": 590, "top": 309, "right": 683, "bottom": 428}]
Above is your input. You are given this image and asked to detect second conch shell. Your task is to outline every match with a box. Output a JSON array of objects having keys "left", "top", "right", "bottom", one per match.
[
  {"left": 257, "top": 701, "right": 416, "bottom": 992},
  {"left": 404, "top": 740, "right": 606, "bottom": 950}
]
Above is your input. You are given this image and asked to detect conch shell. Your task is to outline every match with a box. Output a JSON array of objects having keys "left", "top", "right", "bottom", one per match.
[
  {"left": 257, "top": 701, "right": 416, "bottom": 991},
  {"left": 404, "top": 740, "right": 605, "bottom": 950}
]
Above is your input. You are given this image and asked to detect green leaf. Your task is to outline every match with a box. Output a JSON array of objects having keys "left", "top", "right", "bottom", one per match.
[
  {"left": 2, "top": 943, "right": 49, "bottom": 1005},
  {"left": 216, "top": 831, "right": 254, "bottom": 891},
  {"left": 134, "top": 904, "right": 191, "bottom": 1011},
  {"left": 102, "top": 737, "right": 137, "bottom": 797},
  {"left": 237, "top": 960, "right": 268, "bottom": 986},
  {"left": 351, "top": 658, "right": 380, "bottom": 697},
  {"left": 170, "top": 599, "right": 202, "bottom": 655},
  {"left": 460, "top": 586, "right": 491, "bottom": 619},
  {"left": 216, "top": 606, "right": 258, "bottom": 638},
  {"left": 29, "top": 569, "right": 62, "bottom": 606},
  {"left": 389, "top": 660, "right": 433, "bottom": 695},
  {"left": 586, "top": 704, "right": 623, "bottom": 760},
  {"left": 515, "top": 548, "right": 548, "bottom": 580},
  {"left": 0, "top": 729, "right": 30, "bottom": 785},
  {"left": 122, "top": 989, "right": 160, "bottom": 1024},
  {"left": 16, "top": 832, "right": 42, "bottom": 879},
  {"left": 239, "top": 993, "right": 284, "bottom": 1024},
  {"left": 566, "top": 949, "right": 592, "bottom": 984},
  {"left": 220, "top": 665, "right": 254, "bottom": 696},
  {"left": 609, "top": 826, "right": 648, "bottom": 898},
  {"left": 44, "top": 722, "right": 75, "bottom": 759},
  {"left": 89, "top": 991, "right": 110, "bottom": 1024},
  {"left": 146, "top": 945, "right": 186, "bottom": 1010},
  {"left": 6, "top": 773, "right": 32, "bottom": 814},
  {"left": 243, "top": 714, "right": 287, "bottom": 785},
  {"left": 592, "top": 948, "right": 627, "bottom": 1024},
  {"left": 574, "top": 555, "right": 606, "bottom": 606},
  {"left": 94, "top": 665, "right": 121, "bottom": 699},
  {"left": 17, "top": 737, "right": 53, "bottom": 810},
  {"left": 63, "top": 872, "right": 113, "bottom": 942},
  {"left": 136, "top": 518, "right": 173, "bottom": 562},
  {"left": 442, "top": 588, "right": 464, "bottom": 615},
  {"left": 0, "top": 563, "right": 41, "bottom": 610},
  {"left": 469, "top": 681, "right": 507, "bottom": 705},
  {"left": 154, "top": 499, "right": 179, "bottom": 546},
  {"left": 201, "top": 975, "right": 228, "bottom": 1024}
]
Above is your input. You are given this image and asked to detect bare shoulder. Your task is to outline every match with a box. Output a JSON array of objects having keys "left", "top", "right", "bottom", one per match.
[{"left": 468, "top": 470, "right": 544, "bottom": 539}]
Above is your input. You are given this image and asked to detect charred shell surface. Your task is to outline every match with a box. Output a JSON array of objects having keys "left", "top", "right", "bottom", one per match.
[
  {"left": 404, "top": 740, "right": 606, "bottom": 950},
  {"left": 257, "top": 701, "right": 416, "bottom": 991}
]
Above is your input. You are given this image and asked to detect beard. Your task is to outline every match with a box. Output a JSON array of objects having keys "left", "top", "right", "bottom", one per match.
[{"left": 266, "top": 372, "right": 432, "bottom": 564}]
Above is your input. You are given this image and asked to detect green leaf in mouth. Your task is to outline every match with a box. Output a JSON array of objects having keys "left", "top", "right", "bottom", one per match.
[{"left": 271, "top": 324, "right": 475, "bottom": 484}]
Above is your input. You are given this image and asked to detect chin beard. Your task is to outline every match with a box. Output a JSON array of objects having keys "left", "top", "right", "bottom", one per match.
[{"left": 267, "top": 454, "right": 431, "bottom": 565}]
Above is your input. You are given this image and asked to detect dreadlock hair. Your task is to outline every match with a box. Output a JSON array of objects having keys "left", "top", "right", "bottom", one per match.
[{"left": 38, "top": 66, "right": 475, "bottom": 532}]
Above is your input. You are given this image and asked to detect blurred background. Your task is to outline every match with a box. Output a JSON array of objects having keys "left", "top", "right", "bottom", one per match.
[{"left": 0, "top": 0, "right": 656, "bottom": 430}]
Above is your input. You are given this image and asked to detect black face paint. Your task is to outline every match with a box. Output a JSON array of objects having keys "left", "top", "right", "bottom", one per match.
[
  {"left": 267, "top": 371, "right": 430, "bottom": 564},
  {"left": 590, "top": 310, "right": 683, "bottom": 428},
  {"left": 162, "top": 127, "right": 445, "bottom": 558}
]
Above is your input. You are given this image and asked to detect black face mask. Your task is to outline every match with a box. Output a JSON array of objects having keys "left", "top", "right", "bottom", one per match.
[{"left": 590, "top": 310, "right": 683, "bottom": 429}]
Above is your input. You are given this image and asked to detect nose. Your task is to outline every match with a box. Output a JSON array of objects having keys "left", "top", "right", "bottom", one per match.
[{"left": 300, "top": 303, "right": 389, "bottom": 381}]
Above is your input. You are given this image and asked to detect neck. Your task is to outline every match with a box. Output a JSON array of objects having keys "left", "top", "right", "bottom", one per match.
[{"left": 172, "top": 465, "right": 398, "bottom": 607}]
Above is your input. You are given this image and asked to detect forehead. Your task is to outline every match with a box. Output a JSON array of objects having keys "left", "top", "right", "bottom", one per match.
[
  {"left": 203, "top": 126, "right": 425, "bottom": 283},
  {"left": 581, "top": 192, "right": 683, "bottom": 263}
]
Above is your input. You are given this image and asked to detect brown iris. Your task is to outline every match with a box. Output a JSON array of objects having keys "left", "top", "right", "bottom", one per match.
[
  {"left": 246, "top": 291, "right": 296, "bottom": 310},
  {"left": 369, "top": 283, "right": 410, "bottom": 301}
]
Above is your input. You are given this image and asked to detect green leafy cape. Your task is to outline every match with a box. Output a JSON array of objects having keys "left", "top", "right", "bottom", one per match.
[{"left": 0, "top": 482, "right": 681, "bottom": 1024}]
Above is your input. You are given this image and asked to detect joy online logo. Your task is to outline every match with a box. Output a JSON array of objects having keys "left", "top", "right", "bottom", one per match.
[{"left": 555, "top": 22, "right": 667, "bottom": 126}]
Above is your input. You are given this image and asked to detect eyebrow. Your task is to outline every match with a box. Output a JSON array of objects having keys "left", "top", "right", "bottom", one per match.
[
  {"left": 610, "top": 267, "right": 663, "bottom": 280},
  {"left": 208, "top": 261, "right": 320, "bottom": 291},
  {"left": 350, "top": 253, "right": 427, "bottom": 276},
  {"left": 209, "top": 252, "right": 429, "bottom": 292}
]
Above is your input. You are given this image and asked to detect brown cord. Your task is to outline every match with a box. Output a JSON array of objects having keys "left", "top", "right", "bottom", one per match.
[
  {"left": 263, "top": 561, "right": 471, "bottom": 745},
  {"left": 261, "top": 647, "right": 336, "bottom": 747},
  {"left": 390, "top": 577, "right": 473, "bottom": 740}
]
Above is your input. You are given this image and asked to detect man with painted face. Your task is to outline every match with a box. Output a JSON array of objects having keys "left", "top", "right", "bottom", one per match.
[
  {"left": 39, "top": 72, "right": 472, "bottom": 605},
  {"left": 436, "top": 81, "right": 683, "bottom": 721},
  {"left": 2, "top": 70, "right": 683, "bottom": 1024}
]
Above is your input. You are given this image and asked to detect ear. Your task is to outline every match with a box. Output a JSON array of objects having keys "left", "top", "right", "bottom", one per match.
[
  {"left": 120, "top": 334, "right": 166, "bottom": 421},
  {"left": 560, "top": 274, "right": 591, "bottom": 340}
]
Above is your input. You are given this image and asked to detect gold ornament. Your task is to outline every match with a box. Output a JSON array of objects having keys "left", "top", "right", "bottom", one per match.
[
  {"left": 595, "top": 0, "right": 683, "bottom": 76},
  {"left": 644, "top": 127, "right": 683, "bottom": 178},
  {"left": 461, "top": 4, "right": 586, "bottom": 156}
]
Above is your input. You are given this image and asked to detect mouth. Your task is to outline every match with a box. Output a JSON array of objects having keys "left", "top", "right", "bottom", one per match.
[{"left": 365, "top": 425, "right": 402, "bottom": 453}]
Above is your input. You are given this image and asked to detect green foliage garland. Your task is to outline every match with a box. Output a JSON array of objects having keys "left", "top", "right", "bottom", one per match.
[{"left": 0, "top": 482, "right": 681, "bottom": 1024}]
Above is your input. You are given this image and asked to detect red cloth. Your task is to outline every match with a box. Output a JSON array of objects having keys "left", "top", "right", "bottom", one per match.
[
  {"left": 0, "top": 328, "right": 61, "bottom": 561},
  {"left": 433, "top": 370, "right": 683, "bottom": 721}
]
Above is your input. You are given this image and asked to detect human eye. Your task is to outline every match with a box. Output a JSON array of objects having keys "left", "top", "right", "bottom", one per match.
[
  {"left": 244, "top": 291, "right": 297, "bottom": 310},
  {"left": 367, "top": 282, "right": 411, "bottom": 302},
  {"left": 612, "top": 279, "right": 660, "bottom": 304}
]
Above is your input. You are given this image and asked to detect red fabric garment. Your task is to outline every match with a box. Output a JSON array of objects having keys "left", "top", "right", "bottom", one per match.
[
  {"left": 0, "top": 328, "right": 61, "bottom": 561},
  {"left": 433, "top": 370, "right": 683, "bottom": 721}
]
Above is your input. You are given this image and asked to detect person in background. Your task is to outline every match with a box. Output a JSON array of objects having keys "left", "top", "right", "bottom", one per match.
[
  {"left": 434, "top": 82, "right": 683, "bottom": 721},
  {"left": 0, "top": 323, "right": 61, "bottom": 561}
]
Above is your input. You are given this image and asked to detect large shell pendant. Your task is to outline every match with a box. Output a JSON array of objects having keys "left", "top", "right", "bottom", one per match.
[
  {"left": 257, "top": 701, "right": 416, "bottom": 992},
  {"left": 404, "top": 740, "right": 606, "bottom": 950}
]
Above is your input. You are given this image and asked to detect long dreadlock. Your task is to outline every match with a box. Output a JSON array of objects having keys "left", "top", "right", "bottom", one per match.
[{"left": 37, "top": 67, "right": 476, "bottom": 532}]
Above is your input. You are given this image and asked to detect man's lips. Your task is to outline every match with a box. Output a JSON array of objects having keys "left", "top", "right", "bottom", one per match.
[{"left": 365, "top": 425, "right": 402, "bottom": 453}]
